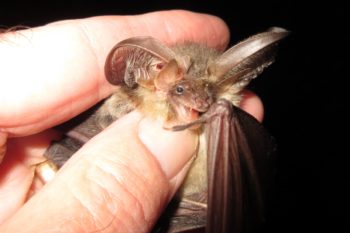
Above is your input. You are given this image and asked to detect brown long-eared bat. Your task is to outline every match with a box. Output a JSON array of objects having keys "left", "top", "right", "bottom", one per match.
[{"left": 42, "top": 27, "right": 288, "bottom": 233}]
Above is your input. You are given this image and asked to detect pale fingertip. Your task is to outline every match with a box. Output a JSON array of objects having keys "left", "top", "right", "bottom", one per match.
[{"left": 240, "top": 90, "right": 264, "bottom": 122}]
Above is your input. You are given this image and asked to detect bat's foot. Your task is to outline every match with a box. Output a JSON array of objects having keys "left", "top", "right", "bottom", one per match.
[
  {"left": 171, "top": 99, "right": 233, "bottom": 131},
  {"left": 171, "top": 119, "right": 206, "bottom": 131}
]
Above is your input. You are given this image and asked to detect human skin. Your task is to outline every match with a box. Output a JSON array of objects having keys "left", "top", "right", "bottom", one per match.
[{"left": 0, "top": 10, "right": 263, "bottom": 233}]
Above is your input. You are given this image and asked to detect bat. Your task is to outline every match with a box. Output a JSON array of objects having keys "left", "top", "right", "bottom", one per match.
[{"left": 40, "top": 27, "right": 288, "bottom": 232}]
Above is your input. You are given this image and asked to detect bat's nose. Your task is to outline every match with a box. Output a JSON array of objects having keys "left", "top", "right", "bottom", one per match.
[{"left": 195, "top": 96, "right": 213, "bottom": 111}]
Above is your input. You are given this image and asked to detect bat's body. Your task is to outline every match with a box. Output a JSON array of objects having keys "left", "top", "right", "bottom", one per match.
[{"left": 44, "top": 27, "right": 288, "bottom": 232}]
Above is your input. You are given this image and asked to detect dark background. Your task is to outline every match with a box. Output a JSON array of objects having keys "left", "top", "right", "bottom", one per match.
[{"left": 1, "top": 1, "right": 348, "bottom": 232}]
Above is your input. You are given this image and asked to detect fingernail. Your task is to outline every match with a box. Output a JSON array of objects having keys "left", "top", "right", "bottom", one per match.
[
  {"left": 0, "top": 132, "right": 7, "bottom": 164},
  {"left": 138, "top": 118, "right": 198, "bottom": 180}
]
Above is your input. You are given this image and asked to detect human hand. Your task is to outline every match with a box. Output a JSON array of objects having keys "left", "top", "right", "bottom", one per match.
[{"left": 0, "top": 10, "right": 263, "bottom": 232}]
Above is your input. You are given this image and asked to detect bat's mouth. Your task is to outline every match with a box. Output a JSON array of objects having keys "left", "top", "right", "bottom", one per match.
[
  {"left": 168, "top": 96, "right": 211, "bottom": 127},
  {"left": 176, "top": 104, "right": 206, "bottom": 124},
  {"left": 167, "top": 104, "right": 209, "bottom": 131}
]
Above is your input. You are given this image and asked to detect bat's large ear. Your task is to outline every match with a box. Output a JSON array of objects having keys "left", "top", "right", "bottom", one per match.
[
  {"left": 208, "top": 27, "right": 289, "bottom": 90},
  {"left": 104, "top": 37, "right": 176, "bottom": 88}
]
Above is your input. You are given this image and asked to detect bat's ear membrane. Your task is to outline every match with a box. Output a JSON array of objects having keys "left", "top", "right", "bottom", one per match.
[
  {"left": 104, "top": 36, "right": 176, "bottom": 88},
  {"left": 208, "top": 27, "right": 289, "bottom": 90},
  {"left": 154, "top": 59, "right": 183, "bottom": 91}
]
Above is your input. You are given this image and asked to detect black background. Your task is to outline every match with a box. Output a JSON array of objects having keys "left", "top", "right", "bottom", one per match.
[{"left": 1, "top": 1, "right": 348, "bottom": 232}]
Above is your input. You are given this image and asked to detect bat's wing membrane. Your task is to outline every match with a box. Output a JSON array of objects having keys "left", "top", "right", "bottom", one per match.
[
  {"left": 211, "top": 27, "right": 289, "bottom": 93},
  {"left": 205, "top": 99, "right": 276, "bottom": 233},
  {"left": 157, "top": 99, "right": 277, "bottom": 233}
]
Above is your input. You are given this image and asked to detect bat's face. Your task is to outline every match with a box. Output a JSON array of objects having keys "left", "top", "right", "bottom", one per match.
[{"left": 167, "top": 78, "right": 214, "bottom": 124}]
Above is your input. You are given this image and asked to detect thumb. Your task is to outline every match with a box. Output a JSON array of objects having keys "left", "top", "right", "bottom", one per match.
[{"left": 0, "top": 111, "right": 197, "bottom": 233}]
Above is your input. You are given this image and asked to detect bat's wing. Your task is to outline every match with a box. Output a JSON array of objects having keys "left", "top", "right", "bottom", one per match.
[
  {"left": 156, "top": 99, "right": 276, "bottom": 233},
  {"left": 205, "top": 99, "right": 276, "bottom": 233},
  {"left": 43, "top": 106, "right": 106, "bottom": 168},
  {"left": 44, "top": 93, "right": 134, "bottom": 168}
]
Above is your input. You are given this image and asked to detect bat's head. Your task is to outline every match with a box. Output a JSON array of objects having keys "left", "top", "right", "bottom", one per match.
[{"left": 151, "top": 58, "right": 214, "bottom": 124}]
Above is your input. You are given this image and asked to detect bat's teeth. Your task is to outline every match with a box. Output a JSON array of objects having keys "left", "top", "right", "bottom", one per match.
[{"left": 188, "top": 108, "right": 199, "bottom": 121}]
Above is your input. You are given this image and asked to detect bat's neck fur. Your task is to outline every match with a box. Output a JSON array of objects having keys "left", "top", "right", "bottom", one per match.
[
  {"left": 116, "top": 86, "right": 177, "bottom": 126},
  {"left": 134, "top": 88, "right": 174, "bottom": 121}
]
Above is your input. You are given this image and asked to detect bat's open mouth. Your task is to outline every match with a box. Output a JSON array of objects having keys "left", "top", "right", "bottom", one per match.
[
  {"left": 167, "top": 93, "right": 212, "bottom": 125},
  {"left": 175, "top": 104, "right": 205, "bottom": 124}
]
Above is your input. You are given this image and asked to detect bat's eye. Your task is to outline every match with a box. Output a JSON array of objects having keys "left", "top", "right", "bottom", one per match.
[{"left": 175, "top": 85, "right": 185, "bottom": 95}]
